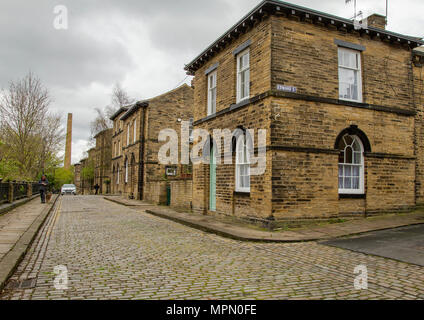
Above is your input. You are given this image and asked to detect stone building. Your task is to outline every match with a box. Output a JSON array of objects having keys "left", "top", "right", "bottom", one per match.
[
  {"left": 184, "top": 0, "right": 424, "bottom": 221},
  {"left": 73, "top": 148, "right": 95, "bottom": 195},
  {"left": 74, "top": 163, "right": 81, "bottom": 194},
  {"left": 110, "top": 105, "right": 128, "bottom": 196},
  {"left": 110, "top": 84, "right": 194, "bottom": 207},
  {"left": 93, "top": 128, "right": 112, "bottom": 194}
]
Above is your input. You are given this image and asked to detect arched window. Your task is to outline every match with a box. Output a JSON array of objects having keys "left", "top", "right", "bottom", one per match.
[
  {"left": 130, "top": 154, "right": 136, "bottom": 189},
  {"left": 235, "top": 134, "right": 251, "bottom": 193},
  {"left": 127, "top": 124, "right": 130, "bottom": 146},
  {"left": 338, "top": 134, "right": 364, "bottom": 194},
  {"left": 133, "top": 119, "right": 137, "bottom": 143},
  {"left": 125, "top": 158, "right": 129, "bottom": 184}
]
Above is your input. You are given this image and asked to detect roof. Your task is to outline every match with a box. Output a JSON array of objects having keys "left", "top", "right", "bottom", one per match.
[
  {"left": 109, "top": 106, "right": 131, "bottom": 121},
  {"left": 184, "top": 0, "right": 424, "bottom": 74},
  {"left": 93, "top": 128, "right": 112, "bottom": 139},
  {"left": 413, "top": 46, "right": 424, "bottom": 56},
  {"left": 119, "top": 84, "right": 191, "bottom": 121},
  {"left": 119, "top": 101, "right": 148, "bottom": 121}
]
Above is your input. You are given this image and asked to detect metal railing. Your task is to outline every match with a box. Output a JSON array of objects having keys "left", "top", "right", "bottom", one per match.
[
  {"left": 32, "top": 183, "right": 41, "bottom": 196},
  {"left": 0, "top": 181, "right": 40, "bottom": 205},
  {"left": 0, "top": 183, "right": 8, "bottom": 205},
  {"left": 13, "top": 182, "right": 28, "bottom": 201}
]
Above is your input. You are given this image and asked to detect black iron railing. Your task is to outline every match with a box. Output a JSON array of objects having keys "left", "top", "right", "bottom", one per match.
[
  {"left": 0, "top": 183, "right": 8, "bottom": 205},
  {"left": 32, "top": 183, "right": 40, "bottom": 196},
  {"left": 0, "top": 181, "right": 41, "bottom": 205},
  {"left": 13, "top": 182, "right": 28, "bottom": 201}
]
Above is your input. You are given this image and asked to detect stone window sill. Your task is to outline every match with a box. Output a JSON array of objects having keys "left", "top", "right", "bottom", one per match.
[{"left": 339, "top": 193, "right": 366, "bottom": 199}]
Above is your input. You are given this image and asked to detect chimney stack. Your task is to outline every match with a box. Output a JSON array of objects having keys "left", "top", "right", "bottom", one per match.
[
  {"left": 64, "top": 113, "right": 72, "bottom": 169},
  {"left": 364, "top": 13, "right": 387, "bottom": 30}
]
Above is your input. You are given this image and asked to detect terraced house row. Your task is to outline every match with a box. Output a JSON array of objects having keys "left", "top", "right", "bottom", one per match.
[{"left": 75, "top": 0, "right": 424, "bottom": 223}]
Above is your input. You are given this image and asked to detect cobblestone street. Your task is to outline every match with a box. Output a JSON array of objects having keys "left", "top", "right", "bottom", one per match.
[{"left": 1, "top": 196, "right": 423, "bottom": 300}]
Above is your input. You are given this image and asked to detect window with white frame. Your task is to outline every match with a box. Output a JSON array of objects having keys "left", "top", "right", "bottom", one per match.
[
  {"left": 133, "top": 119, "right": 137, "bottom": 143},
  {"left": 125, "top": 159, "right": 128, "bottom": 183},
  {"left": 207, "top": 71, "right": 217, "bottom": 116},
  {"left": 338, "top": 47, "right": 362, "bottom": 102},
  {"left": 236, "top": 49, "right": 250, "bottom": 103},
  {"left": 338, "top": 134, "right": 364, "bottom": 194},
  {"left": 189, "top": 118, "right": 194, "bottom": 143},
  {"left": 235, "top": 134, "right": 251, "bottom": 193}
]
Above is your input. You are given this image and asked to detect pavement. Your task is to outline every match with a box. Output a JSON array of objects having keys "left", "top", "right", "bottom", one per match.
[
  {"left": 0, "top": 195, "right": 58, "bottom": 291},
  {"left": 0, "top": 195, "right": 39, "bottom": 216},
  {"left": 104, "top": 196, "right": 424, "bottom": 242},
  {"left": 322, "top": 224, "right": 424, "bottom": 267},
  {"left": 0, "top": 195, "right": 423, "bottom": 300}
]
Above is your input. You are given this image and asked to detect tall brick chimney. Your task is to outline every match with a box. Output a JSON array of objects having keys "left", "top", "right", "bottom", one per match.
[
  {"left": 364, "top": 13, "right": 387, "bottom": 30},
  {"left": 64, "top": 113, "right": 72, "bottom": 169}
]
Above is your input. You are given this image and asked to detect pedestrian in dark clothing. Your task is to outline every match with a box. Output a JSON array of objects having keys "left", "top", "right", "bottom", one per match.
[
  {"left": 94, "top": 184, "right": 100, "bottom": 195},
  {"left": 38, "top": 175, "right": 49, "bottom": 203}
]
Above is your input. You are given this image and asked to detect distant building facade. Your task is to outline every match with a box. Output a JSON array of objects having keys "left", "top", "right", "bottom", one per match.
[
  {"left": 110, "top": 84, "right": 193, "bottom": 208},
  {"left": 74, "top": 163, "right": 81, "bottom": 194},
  {"left": 93, "top": 128, "right": 112, "bottom": 194}
]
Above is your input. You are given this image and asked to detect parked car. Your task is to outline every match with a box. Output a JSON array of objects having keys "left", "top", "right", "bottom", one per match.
[{"left": 61, "top": 184, "right": 77, "bottom": 195}]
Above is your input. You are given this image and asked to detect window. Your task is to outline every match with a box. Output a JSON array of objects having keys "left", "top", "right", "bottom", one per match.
[
  {"left": 236, "top": 49, "right": 250, "bottom": 103},
  {"left": 127, "top": 124, "right": 130, "bottom": 146},
  {"left": 114, "top": 142, "right": 116, "bottom": 157},
  {"left": 338, "top": 47, "right": 362, "bottom": 102},
  {"left": 189, "top": 118, "right": 194, "bottom": 143},
  {"left": 118, "top": 141, "right": 121, "bottom": 155},
  {"left": 207, "top": 71, "right": 217, "bottom": 115},
  {"left": 116, "top": 165, "right": 120, "bottom": 184},
  {"left": 338, "top": 134, "right": 364, "bottom": 194},
  {"left": 166, "top": 166, "right": 177, "bottom": 176},
  {"left": 235, "top": 134, "right": 251, "bottom": 193},
  {"left": 133, "top": 119, "right": 137, "bottom": 143},
  {"left": 125, "top": 159, "right": 128, "bottom": 183}
]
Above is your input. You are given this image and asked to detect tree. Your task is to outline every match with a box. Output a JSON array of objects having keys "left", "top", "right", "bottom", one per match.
[
  {"left": 52, "top": 167, "right": 74, "bottom": 190},
  {"left": 81, "top": 164, "right": 94, "bottom": 189},
  {"left": 89, "top": 107, "right": 112, "bottom": 143},
  {"left": 111, "top": 82, "right": 134, "bottom": 109},
  {"left": 89, "top": 82, "right": 134, "bottom": 140},
  {"left": 0, "top": 72, "right": 65, "bottom": 180}
]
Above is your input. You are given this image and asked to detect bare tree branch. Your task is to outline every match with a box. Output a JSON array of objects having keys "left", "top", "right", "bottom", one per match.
[
  {"left": 0, "top": 72, "right": 64, "bottom": 180},
  {"left": 111, "top": 82, "right": 134, "bottom": 109},
  {"left": 89, "top": 83, "right": 134, "bottom": 139}
]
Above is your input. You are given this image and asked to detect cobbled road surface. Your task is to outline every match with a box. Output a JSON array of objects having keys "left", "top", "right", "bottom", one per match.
[{"left": 1, "top": 196, "right": 423, "bottom": 300}]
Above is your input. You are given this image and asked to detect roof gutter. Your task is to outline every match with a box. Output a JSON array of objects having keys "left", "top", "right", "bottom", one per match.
[{"left": 184, "top": 0, "right": 424, "bottom": 74}]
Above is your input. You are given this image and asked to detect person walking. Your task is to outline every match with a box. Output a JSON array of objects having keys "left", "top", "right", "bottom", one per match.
[
  {"left": 94, "top": 183, "right": 100, "bottom": 195},
  {"left": 38, "top": 175, "right": 49, "bottom": 204}
]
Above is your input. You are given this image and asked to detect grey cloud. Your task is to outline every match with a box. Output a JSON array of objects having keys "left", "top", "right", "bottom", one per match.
[
  {"left": 1, "top": 0, "right": 422, "bottom": 163},
  {"left": 0, "top": 0, "right": 135, "bottom": 89}
]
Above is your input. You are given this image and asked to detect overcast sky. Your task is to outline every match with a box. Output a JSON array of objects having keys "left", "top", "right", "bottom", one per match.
[{"left": 0, "top": 0, "right": 422, "bottom": 164}]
